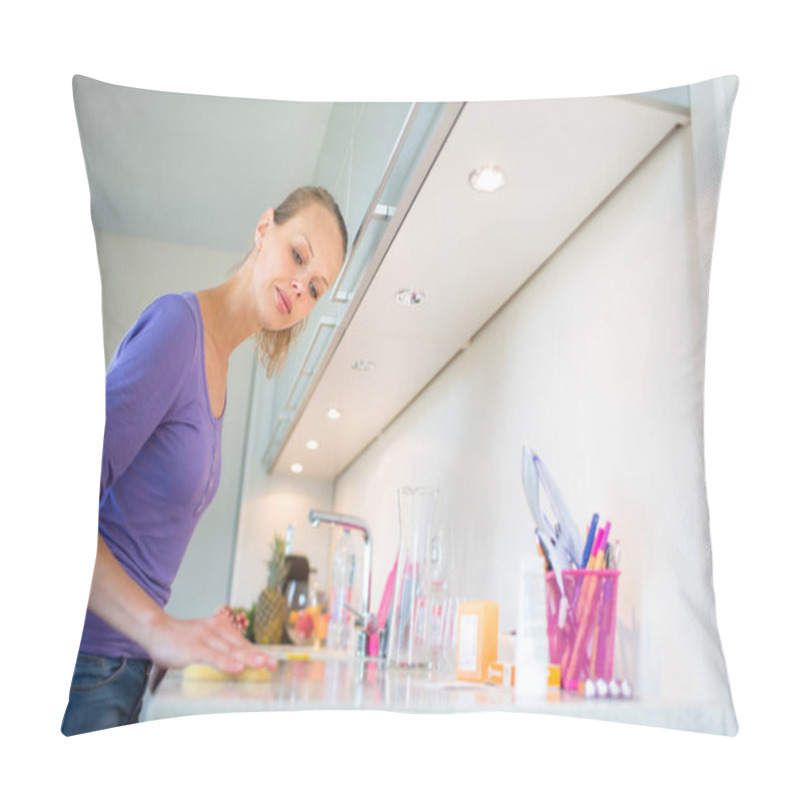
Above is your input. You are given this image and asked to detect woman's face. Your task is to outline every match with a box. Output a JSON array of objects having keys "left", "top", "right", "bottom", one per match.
[{"left": 252, "top": 202, "right": 345, "bottom": 331}]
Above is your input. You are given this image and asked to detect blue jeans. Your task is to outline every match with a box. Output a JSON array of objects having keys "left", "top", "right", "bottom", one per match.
[{"left": 61, "top": 653, "right": 152, "bottom": 736}]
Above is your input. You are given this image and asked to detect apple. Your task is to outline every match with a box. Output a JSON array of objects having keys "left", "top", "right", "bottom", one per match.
[{"left": 295, "top": 610, "right": 314, "bottom": 638}]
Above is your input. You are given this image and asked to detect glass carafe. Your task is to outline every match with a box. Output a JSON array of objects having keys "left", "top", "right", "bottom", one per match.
[
  {"left": 425, "top": 524, "right": 457, "bottom": 675},
  {"left": 388, "top": 486, "right": 439, "bottom": 668}
]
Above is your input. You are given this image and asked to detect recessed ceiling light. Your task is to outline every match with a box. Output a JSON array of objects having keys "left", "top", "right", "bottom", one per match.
[
  {"left": 326, "top": 407, "right": 342, "bottom": 420},
  {"left": 352, "top": 359, "right": 376, "bottom": 372},
  {"left": 395, "top": 288, "right": 426, "bottom": 307},
  {"left": 468, "top": 163, "right": 507, "bottom": 193},
  {"left": 306, "top": 439, "right": 319, "bottom": 450},
  {"left": 290, "top": 463, "right": 304, "bottom": 474}
]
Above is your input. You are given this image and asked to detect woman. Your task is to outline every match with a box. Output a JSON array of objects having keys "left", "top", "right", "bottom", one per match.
[{"left": 62, "top": 186, "right": 348, "bottom": 736}]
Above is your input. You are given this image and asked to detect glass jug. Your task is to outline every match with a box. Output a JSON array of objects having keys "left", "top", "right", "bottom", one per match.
[
  {"left": 425, "top": 523, "right": 457, "bottom": 675},
  {"left": 387, "top": 486, "right": 439, "bottom": 669}
]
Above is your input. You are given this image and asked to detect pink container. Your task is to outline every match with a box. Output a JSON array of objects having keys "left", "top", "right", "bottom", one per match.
[{"left": 544, "top": 569, "right": 620, "bottom": 691}]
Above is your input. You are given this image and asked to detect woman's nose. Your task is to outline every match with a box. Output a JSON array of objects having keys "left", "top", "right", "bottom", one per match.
[{"left": 290, "top": 278, "right": 305, "bottom": 297}]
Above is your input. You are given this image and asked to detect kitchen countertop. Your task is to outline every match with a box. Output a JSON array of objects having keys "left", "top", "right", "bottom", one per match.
[{"left": 141, "top": 647, "right": 735, "bottom": 734}]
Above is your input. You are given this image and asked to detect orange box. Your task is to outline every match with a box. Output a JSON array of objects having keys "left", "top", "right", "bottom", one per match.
[
  {"left": 487, "top": 661, "right": 515, "bottom": 687},
  {"left": 456, "top": 601, "right": 499, "bottom": 682}
]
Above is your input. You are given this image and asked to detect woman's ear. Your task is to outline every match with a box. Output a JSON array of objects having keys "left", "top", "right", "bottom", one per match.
[{"left": 254, "top": 208, "right": 275, "bottom": 249}]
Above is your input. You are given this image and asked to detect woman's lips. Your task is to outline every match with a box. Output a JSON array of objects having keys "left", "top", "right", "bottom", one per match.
[{"left": 276, "top": 287, "right": 292, "bottom": 315}]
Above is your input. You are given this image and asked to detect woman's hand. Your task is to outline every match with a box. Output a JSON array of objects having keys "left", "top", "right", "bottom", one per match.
[
  {"left": 89, "top": 534, "right": 277, "bottom": 674},
  {"left": 143, "top": 610, "right": 278, "bottom": 674}
]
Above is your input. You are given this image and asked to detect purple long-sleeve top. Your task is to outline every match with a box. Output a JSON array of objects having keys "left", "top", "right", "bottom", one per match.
[{"left": 80, "top": 292, "right": 224, "bottom": 660}]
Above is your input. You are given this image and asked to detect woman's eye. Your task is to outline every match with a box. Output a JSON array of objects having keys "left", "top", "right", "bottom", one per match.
[
  {"left": 310, "top": 283, "right": 318, "bottom": 300},
  {"left": 293, "top": 248, "right": 302, "bottom": 264}
]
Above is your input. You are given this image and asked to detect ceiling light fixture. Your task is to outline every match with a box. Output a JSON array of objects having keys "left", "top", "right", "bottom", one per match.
[
  {"left": 395, "top": 288, "right": 426, "bottom": 307},
  {"left": 469, "top": 163, "right": 507, "bottom": 193},
  {"left": 326, "top": 407, "right": 342, "bottom": 420},
  {"left": 306, "top": 439, "right": 319, "bottom": 450},
  {"left": 290, "top": 463, "right": 304, "bottom": 474}
]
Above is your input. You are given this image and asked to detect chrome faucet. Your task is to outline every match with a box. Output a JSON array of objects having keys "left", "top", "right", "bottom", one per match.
[{"left": 308, "top": 509, "right": 377, "bottom": 658}]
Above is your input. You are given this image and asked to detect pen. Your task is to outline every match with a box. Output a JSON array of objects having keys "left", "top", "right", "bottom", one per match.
[
  {"left": 573, "top": 521, "right": 606, "bottom": 622},
  {"left": 581, "top": 514, "right": 599, "bottom": 568},
  {"left": 588, "top": 522, "right": 604, "bottom": 568}
]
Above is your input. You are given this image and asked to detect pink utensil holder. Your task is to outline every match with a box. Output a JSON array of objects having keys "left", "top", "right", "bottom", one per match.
[{"left": 544, "top": 569, "right": 620, "bottom": 691}]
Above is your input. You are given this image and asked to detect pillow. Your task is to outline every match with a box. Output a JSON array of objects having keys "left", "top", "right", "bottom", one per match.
[{"left": 69, "top": 74, "right": 738, "bottom": 736}]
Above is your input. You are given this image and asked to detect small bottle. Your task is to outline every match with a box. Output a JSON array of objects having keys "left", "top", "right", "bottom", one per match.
[
  {"left": 327, "top": 529, "right": 355, "bottom": 652},
  {"left": 514, "top": 546, "right": 550, "bottom": 697}
]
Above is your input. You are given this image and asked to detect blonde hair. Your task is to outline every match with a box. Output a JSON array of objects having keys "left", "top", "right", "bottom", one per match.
[
  {"left": 256, "top": 321, "right": 306, "bottom": 379},
  {"left": 255, "top": 187, "right": 347, "bottom": 378}
]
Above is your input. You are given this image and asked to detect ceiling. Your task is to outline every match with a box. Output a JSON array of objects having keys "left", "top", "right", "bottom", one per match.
[
  {"left": 73, "top": 76, "right": 335, "bottom": 253},
  {"left": 74, "top": 77, "right": 688, "bottom": 258},
  {"left": 271, "top": 93, "right": 691, "bottom": 479}
]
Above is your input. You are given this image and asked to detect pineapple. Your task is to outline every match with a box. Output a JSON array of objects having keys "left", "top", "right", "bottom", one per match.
[{"left": 253, "top": 533, "right": 289, "bottom": 645}]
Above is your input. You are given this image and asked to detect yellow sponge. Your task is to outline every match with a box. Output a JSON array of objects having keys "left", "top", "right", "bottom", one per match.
[
  {"left": 238, "top": 667, "right": 273, "bottom": 682},
  {"left": 182, "top": 664, "right": 273, "bottom": 682}
]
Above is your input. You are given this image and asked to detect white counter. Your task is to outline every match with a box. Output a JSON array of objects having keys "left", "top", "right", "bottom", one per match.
[{"left": 141, "top": 648, "right": 736, "bottom": 735}]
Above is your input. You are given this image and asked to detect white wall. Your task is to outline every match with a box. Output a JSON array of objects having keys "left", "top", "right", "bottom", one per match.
[
  {"left": 333, "top": 97, "right": 734, "bottom": 718},
  {"left": 228, "top": 363, "right": 334, "bottom": 606}
]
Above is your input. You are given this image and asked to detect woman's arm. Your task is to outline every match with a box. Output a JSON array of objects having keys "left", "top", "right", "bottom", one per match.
[{"left": 89, "top": 534, "right": 276, "bottom": 673}]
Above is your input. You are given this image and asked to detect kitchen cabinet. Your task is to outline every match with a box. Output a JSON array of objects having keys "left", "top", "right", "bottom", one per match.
[
  {"left": 263, "top": 94, "right": 691, "bottom": 480},
  {"left": 261, "top": 102, "right": 454, "bottom": 471}
]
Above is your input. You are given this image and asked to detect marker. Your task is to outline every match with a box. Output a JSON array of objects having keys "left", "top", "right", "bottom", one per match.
[
  {"left": 598, "top": 523, "right": 612, "bottom": 568},
  {"left": 590, "top": 523, "right": 610, "bottom": 569},
  {"left": 581, "top": 514, "right": 599, "bottom": 568}
]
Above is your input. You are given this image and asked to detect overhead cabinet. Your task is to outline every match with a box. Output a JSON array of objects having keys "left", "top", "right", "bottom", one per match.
[{"left": 265, "top": 94, "right": 690, "bottom": 480}]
